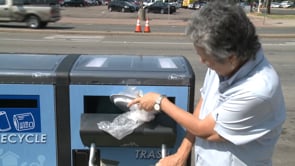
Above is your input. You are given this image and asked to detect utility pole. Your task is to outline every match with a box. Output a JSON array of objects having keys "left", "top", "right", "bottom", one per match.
[
  {"left": 266, "top": 0, "right": 271, "bottom": 14},
  {"left": 257, "top": 0, "right": 262, "bottom": 13}
]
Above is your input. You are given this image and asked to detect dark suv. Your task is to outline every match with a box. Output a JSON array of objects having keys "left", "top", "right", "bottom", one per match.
[
  {"left": 62, "top": 0, "right": 88, "bottom": 6},
  {"left": 108, "top": 0, "right": 137, "bottom": 12}
]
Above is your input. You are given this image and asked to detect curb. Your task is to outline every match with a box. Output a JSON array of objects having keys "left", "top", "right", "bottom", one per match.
[
  {"left": 259, "top": 33, "right": 295, "bottom": 38},
  {"left": 1, "top": 28, "right": 295, "bottom": 38},
  {"left": 0, "top": 28, "right": 184, "bottom": 36}
]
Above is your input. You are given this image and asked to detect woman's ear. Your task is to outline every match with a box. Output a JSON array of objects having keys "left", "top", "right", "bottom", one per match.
[{"left": 227, "top": 54, "right": 238, "bottom": 69}]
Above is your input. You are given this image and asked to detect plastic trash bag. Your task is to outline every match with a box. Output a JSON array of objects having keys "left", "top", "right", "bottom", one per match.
[{"left": 97, "top": 87, "right": 158, "bottom": 140}]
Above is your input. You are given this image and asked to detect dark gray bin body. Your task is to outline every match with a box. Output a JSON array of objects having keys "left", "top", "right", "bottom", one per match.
[{"left": 69, "top": 55, "right": 195, "bottom": 166}]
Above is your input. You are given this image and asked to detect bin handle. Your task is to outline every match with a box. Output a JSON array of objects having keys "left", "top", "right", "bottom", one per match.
[
  {"left": 89, "top": 143, "right": 97, "bottom": 166},
  {"left": 161, "top": 144, "right": 167, "bottom": 159}
]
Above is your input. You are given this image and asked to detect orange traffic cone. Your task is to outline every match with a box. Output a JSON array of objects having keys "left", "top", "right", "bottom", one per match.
[
  {"left": 144, "top": 17, "right": 151, "bottom": 33},
  {"left": 135, "top": 17, "right": 142, "bottom": 33}
]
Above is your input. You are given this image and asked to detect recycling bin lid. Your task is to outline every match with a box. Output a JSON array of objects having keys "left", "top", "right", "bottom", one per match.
[
  {"left": 70, "top": 55, "right": 195, "bottom": 86},
  {"left": 0, "top": 54, "right": 67, "bottom": 84}
]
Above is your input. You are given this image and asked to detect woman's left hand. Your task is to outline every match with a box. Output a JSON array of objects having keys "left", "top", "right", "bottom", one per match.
[
  {"left": 155, "top": 153, "right": 187, "bottom": 166},
  {"left": 127, "top": 92, "right": 160, "bottom": 111}
]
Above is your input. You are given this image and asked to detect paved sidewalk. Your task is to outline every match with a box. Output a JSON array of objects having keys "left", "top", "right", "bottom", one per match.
[
  {"left": 247, "top": 14, "right": 295, "bottom": 28},
  {"left": 60, "top": 17, "right": 186, "bottom": 26},
  {"left": 57, "top": 13, "right": 295, "bottom": 37},
  {"left": 60, "top": 14, "right": 295, "bottom": 27}
]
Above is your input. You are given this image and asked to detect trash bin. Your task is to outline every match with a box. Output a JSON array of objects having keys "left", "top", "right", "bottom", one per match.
[
  {"left": 0, "top": 53, "right": 79, "bottom": 166},
  {"left": 69, "top": 55, "right": 195, "bottom": 166}
]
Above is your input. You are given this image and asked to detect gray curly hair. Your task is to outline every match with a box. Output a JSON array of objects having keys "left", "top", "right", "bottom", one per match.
[{"left": 186, "top": 1, "right": 261, "bottom": 63}]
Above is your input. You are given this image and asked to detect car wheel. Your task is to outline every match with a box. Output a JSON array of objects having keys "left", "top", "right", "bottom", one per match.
[
  {"left": 26, "top": 15, "right": 41, "bottom": 29},
  {"left": 160, "top": 9, "right": 165, "bottom": 14},
  {"left": 121, "top": 7, "right": 125, "bottom": 12}
]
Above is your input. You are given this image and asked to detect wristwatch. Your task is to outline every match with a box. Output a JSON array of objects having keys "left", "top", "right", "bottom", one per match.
[{"left": 154, "top": 95, "right": 166, "bottom": 112}]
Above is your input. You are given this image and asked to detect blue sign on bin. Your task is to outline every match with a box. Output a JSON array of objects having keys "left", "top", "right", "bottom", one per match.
[
  {"left": 0, "top": 111, "right": 11, "bottom": 132},
  {"left": 0, "top": 95, "right": 41, "bottom": 133}
]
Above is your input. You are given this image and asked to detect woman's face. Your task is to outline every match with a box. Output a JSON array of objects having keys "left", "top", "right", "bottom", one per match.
[{"left": 195, "top": 46, "right": 236, "bottom": 77}]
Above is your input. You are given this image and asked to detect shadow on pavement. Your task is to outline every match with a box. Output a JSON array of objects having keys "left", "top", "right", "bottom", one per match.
[{"left": 0, "top": 24, "right": 75, "bottom": 30}]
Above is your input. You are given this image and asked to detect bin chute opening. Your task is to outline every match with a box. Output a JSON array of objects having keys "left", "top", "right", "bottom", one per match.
[
  {"left": 83, "top": 95, "right": 176, "bottom": 127},
  {"left": 0, "top": 98, "right": 38, "bottom": 108}
]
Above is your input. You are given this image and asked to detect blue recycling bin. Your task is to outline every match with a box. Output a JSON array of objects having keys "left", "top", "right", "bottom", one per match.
[
  {"left": 69, "top": 55, "right": 195, "bottom": 166},
  {"left": 0, "top": 54, "right": 79, "bottom": 166}
]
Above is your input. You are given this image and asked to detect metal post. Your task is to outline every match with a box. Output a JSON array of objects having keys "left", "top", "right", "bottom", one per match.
[
  {"left": 161, "top": 144, "right": 167, "bottom": 159},
  {"left": 89, "top": 143, "right": 97, "bottom": 166}
]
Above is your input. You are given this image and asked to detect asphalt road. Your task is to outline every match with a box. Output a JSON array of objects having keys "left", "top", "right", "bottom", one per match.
[
  {"left": 1, "top": 30, "right": 295, "bottom": 165},
  {"left": 0, "top": 6, "right": 295, "bottom": 37}
]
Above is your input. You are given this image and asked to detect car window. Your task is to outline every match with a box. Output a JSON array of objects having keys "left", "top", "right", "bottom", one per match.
[
  {"left": 125, "top": 1, "right": 132, "bottom": 5},
  {"left": 154, "top": 1, "right": 161, "bottom": 6},
  {"left": 13, "top": 0, "right": 24, "bottom": 5},
  {"left": 0, "top": 0, "right": 5, "bottom": 5}
]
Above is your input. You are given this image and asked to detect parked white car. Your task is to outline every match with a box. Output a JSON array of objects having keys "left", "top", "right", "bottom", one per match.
[
  {"left": 271, "top": 2, "right": 281, "bottom": 8},
  {"left": 143, "top": 0, "right": 158, "bottom": 6},
  {"left": 280, "top": 1, "right": 294, "bottom": 8}
]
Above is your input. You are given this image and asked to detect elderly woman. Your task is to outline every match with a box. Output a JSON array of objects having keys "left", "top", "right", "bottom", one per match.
[{"left": 128, "top": 1, "right": 286, "bottom": 166}]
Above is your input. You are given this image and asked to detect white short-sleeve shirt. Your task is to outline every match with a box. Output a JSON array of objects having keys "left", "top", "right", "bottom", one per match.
[{"left": 195, "top": 49, "right": 286, "bottom": 166}]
